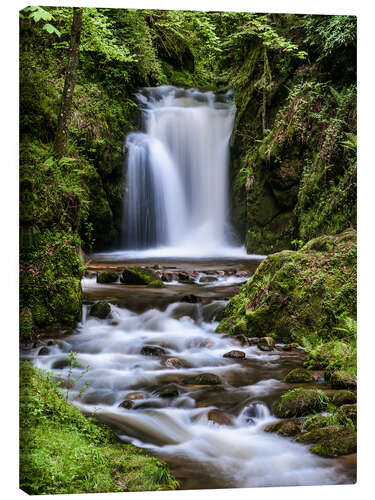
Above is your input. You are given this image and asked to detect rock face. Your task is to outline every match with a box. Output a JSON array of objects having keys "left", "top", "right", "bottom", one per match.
[
  {"left": 273, "top": 388, "right": 329, "bottom": 418},
  {"left": 90, "top": 301, "right": 111, "bottom": 319},
  {"left": 283, "top": 368, "right": 314, "bottom": 383},
  {"left": 216, "top": 229, "right": 356, "bottom": 346},
  {"left": 97, "top": 271, "right": 118, "bottom": 284},
  {"left": 223, "top": 350, "right": 246, "bottom": 359}
]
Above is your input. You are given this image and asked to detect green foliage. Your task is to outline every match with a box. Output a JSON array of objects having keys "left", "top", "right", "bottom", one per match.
[
  {"left": 20, "top": 6, "right": 61, "bottom": 37},
  {"left": 20, "top": 363, "right": 179, "bottom": 494}
]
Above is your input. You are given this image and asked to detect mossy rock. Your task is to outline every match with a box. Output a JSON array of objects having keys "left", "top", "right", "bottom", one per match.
[
  {"left": 302, "top": 415, "right": 331, "bottom": 433},
  {"left": 296, "top": 424, "right": 356, "bottom": 457},
  {"left": 97, "top": 271, "right": 119, "bottom": 284},
  {"left": 283, "top": 368, "right": 314, "bottom": 383},
  {"left": 332, "top": 390, "right": 357, "bottom": 407},
  {"left": 120, "top": 266, "right": 159, "bottom": 285},
  {"left": 90, "top": 301, "right": 111, "bottom": 319},
  {"left": 335, "top": 404, "right": 357, "bottom": 429},
  {"left": 183, "top": 373, "right": 221, "bottom": 386},
  {"left": 264, "top": 419, "right": 303, "bottom": 436},
  {"left": 273, "top": 388, "right": 329, "bottom": 418},
  {"left": 147, "top": 279, "right": 165, "bottom": 288},
  {"left": 330, "top": 370, "right": 357, "bottom": 390}
]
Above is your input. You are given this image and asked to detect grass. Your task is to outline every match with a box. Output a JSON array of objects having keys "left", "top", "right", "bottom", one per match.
[{"left": 19, "top": 362, "right": 179, "bottom": 495}]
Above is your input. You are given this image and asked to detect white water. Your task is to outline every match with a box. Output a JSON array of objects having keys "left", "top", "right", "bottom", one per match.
[
  {"left": 123, "top": 86, "right": 237, "bottom": 255},
  {"left": 26, "top": 301, "right": 349, "bottom": 488}
]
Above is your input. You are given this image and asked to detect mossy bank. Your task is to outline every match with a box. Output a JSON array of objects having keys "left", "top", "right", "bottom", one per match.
[{"left": 20, "top": 362, "right": 178, "bottom": 495}]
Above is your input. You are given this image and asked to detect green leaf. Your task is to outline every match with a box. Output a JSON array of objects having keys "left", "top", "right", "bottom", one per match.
[{"left": 43, "top": 23, "right": 61, "bottom": 37}]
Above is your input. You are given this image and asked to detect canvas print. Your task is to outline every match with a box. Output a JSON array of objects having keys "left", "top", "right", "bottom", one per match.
[{"left": 19, "top": 5, "right": 357, "bottom": 494}]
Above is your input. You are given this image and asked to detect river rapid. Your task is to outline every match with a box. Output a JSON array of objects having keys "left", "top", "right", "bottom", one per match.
[{"left": 21, "top": 256, "right": 356, "bottom": 490}]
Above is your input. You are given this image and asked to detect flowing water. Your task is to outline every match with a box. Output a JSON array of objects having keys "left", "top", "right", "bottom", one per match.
[
  {"left": 22, "top": 260, "right": 356, "bottom": 489},
  {"left": 21, "top": 86, "right": 356, "bottom": 489},
  {"left": 123, "top": 86, "right": 237, "bottom": 255}
]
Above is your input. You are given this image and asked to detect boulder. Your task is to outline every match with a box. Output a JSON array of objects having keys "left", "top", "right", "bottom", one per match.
[
  {"left": 332, "top": 390, "right": 357, "bottom": 407},
  {"left": 119, "top": 400, "right": 134, "bottom": 409},
  {"left": 120, "top": 266, "right": 158, "bottom": 285},
  {"left": 97, "top": 271, "right": 118, "bottom": 284},
  {"left": 264, "top": 419, "right": 303, "bottom": 437},
  {"left": 296, "top": 424, "right": 356, "bottom": 457},
  {"left": 162, "top": 357, "right": 184, "bottom": 369},
  {"left": 199, "top": 276, "right": 218, "bottom": 283},
  {"left": 126, "top": 392, "right": 146, "bottom": 400},
  {"left": 141, "top": 345, "right": 166, "bottom": 356},
  {"left": 273, "top": 388, "right": 329, "bottom": 418},
  {"left": 90, "top": 301, "right": 111, "bottom": 319},
  {"left": 223, "top": 350, "right": 246, "bottom": 359},
  {"left": 147, "top": 280, "right": 165, "bottom": 288},
  {"left": 155, "top": 384, "right": 180, "bottom": 398},
  {"left": 183, "top": 373, "right": 221, "bottom": 386},
  {"left": 330, "top": 371, "right": 357, "bottom": 390},
  {"left": 38, "top": 347, "right": 50, "bottom": 356},
  {"left": 258, "top": 337, "right": 275, "bottom": 351},
  {"left": 283, "top": 367, "right": 314, "bottom": 383},
  {"left": 335, "top": 404, "right": 357, "bottom": 429},
  {"left": 208, "top": 409, "right": 233, "bottom": 426}
]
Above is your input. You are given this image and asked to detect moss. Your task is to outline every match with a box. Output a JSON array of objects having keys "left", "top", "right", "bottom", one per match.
[
  {"left": 264, "top": 419, "right": 302, "bottom": 436},
  {"left": 283, "top": 368, "right": 314, "bottom": 383},
  {"left": 121, "top": 266, "right": 160, "bottom": 286},
  {"left": 20, "top": 362, "right": 178, "bottom": 495},
  {"left": 183, "top": 373, "right": 221, "bottom": 385},
  {"left": 332, "top": 390, "right": 357, "bottom": 407},
  {"left": 295, "top": 424, "right": 356, "bottom": 457},
  {"left": 335, "top": 404, "right": 357, "bottom": 429},
  {"left": 147, "top": 280, "right": 165, "bottom": 288},
  {"left": 273, "top": 388, "right": 329, "bottom": 418},
  {"left": 330, "top": 370, "right": 357, "bottom": 390},
  {"left": 90, "top": 301, "right": 111, "bottom": 319},
  {"left": 97, "top": 271, "right": 119, "bottom": 284},
  {"left": 216, "top": 230, "right": 356, "bottom": 351}
]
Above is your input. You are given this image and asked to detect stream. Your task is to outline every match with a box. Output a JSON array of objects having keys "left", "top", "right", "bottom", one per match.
[{"left": 21, "top": 256, "right": 356, "bottom": 489}]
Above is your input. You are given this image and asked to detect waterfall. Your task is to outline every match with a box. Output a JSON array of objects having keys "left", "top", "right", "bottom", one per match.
[{"left": 123, "top": 86, "right": 236, "bottom": 253}]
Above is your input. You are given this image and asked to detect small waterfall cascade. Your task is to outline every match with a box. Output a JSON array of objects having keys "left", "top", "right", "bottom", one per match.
[{"left": 123, "top": 86, "right": 236, "bottom": 252}]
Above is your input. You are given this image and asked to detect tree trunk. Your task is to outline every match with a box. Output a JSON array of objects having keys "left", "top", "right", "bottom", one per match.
[{"left": 54, "top": 7, "right": 83, "bottom": 158}]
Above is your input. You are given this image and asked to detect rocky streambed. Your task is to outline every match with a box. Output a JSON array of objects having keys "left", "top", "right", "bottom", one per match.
[{"left": 20, "top": 256, "right": 356, "bottom": 489}]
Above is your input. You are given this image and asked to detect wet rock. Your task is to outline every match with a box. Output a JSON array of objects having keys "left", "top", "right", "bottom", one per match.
[
  {"left": 52, "top": 358, "right": 71, "bottom": 369},
  {"left": 183, "top": 373, "right": 221, "bottom": 385},
  {"left": 90, "top": 301, "right": 111, "bottom": 319},
  {"left": 127, "top": 392, "right": 146, "bottom": 400},
  {"left": 97, "top": 271, "right": 118, "bottom": 284},
  {"left": 273, "top": 388, "right": 329, "bottom": 418},
  {"left": 121, "top": 266, "right": 159, "bottom": 285},
  {"left": 141, "top": 345, "right": 166, "bottom": 356},
  {"left": 109, "top": 320, "right": 120, "bottom": 326},
  {"left": 181, "top": 294, "right": 200, "bottom": 303},
  {"left": 223, "top": 350, "right": 246, "bottom": 359},
  {"left": 330, "top": 370, "right": 357, "bottom": 390},
  {"left": 296, "top": 424, "right": 356, "bottom": 457},
  {"left": 279, "top": 344, "right": 292, "bottom": 351},
  {"left": 155, "top": 384, "right": 180, "bottom": 398},
  {"left": 199, "top": 276, "right": 218, "bottom": 283},
  {"left": 162, "top": 357, "right": 183, "bottom": 369},
  {"left": 119, "top": 400, "right": 134, "bottom": 409},
  {"left": 332, "top": 390, "right": 357, "bottom": 407},
  {"left": 199, "top": 340, "right": 213, "bottom": 348},
  {"left": 158, "top": 374, "right": 183, "bottom": 384},
  {"left": 264, "top": 419, "right": 303, "bottom": 437},
  {"left": 147, "top": 280, "right": 165, "bottom": 288},
  {"left": 84, "top": 270, "right": 97, "bottom": 278},
  {"left": 234, "top": 335, "right": 250, "bottom": 346},
  {"left": 38, "top": 347, "right": 50, "bottom": 356},
  {"left": 247, "top": 337, "right": 260, "bottom": 345},
  {"left": 283, "top": 367, "right": 314, "bottom": 383},
  {"left": 208, "top": 409, "right": 233, "bottom": 426},
  {"left": 162, "top": 272, "right": 175, "bottom": 282},
  {"left": 258, "top": 337, "right": 275, "bottom": 351}
]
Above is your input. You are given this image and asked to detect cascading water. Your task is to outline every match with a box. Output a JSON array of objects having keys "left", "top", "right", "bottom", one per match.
[{"left": 123, "top": 86, "right": 236, "bottom": 254}]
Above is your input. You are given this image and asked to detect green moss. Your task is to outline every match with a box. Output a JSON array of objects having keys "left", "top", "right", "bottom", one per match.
[
  {"left": 332, "top": 390, "right": 357, "bottom": 407},
  {"left": 295, "top": 424, "right": 356, "bottom": 457},
  {"left": 330, "top": 370, "right": 357, "bottom": 390},
  {"left": 283, "top": 368, "right": 314, "bottom": 383},
  {"left": 334, "top": 404, "right": 357, "bottom": 429},
  {"left": 147, "top": 280, "right": 165, "bottom": 288},
  {"left": 273, "top": 388, "right": 329, "bottom": 418},
  {"left": 121, "top": 266, "right": 160, "bottom": 286},
  {"left": 264, "top": 419, "right": 302, "bottom": 436},
  {"left": 90, "top": 301, "right": 111, "bottom": 319},
  {"left": 20, "top": 362, "right": 178, "bottom": 495},
  {"left": 97, "top": 271, "right": 119, "bottom": 284},
  {"left": 183, "top": 373, "right": 221, "bottom": 385}
]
